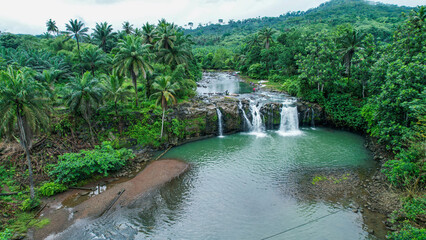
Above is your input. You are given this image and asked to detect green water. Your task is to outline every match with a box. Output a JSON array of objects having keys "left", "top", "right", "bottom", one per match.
[{"left": 53, "top": 128, "right": 385, "bottom": 240}]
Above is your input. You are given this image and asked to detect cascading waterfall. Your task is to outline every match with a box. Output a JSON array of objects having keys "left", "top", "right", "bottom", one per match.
[
  {"left": 216, "top": 108, "right": 224, "bottom": 137},
  {"left": 278, "top": 100, "right": 302, "bottom": 136},
  {"left": 239, "top": 101, "right": 252, "bottom": 131},
  {"left": 248, "top": 100, "right": 266, "bottom": 137},
  {"left": 311, "top": 108, "right": 315, "bottom": 128}
]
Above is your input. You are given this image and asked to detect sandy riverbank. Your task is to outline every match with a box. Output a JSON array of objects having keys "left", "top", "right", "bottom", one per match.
[{"left": 30, "top": 159, "right": 189, "bottom": 240}]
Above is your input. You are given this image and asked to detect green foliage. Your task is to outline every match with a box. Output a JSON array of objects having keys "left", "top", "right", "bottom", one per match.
[
  {"left": 50, "top": 141, "right": 135, "bottom": 184},
  {"left": 38, "top": 182, "right": 67, "bottom": 197},
  {"left": 324, "top": 93, "right": 365, "bottom": 130},
  {"left": 0, "top": 228, "right": 13, "bottom": 240},
  {"left": 21, "top": 198, "right": 40, "bottom": 211},
  {"left": 169, "top": 118, "right": 185, "bottom": 139},
  {"left": 126, "top": 115, "right": 164, "bottom": 147},
  {"left": 388, "top": 223, "right": 426, "bottom": 240},
  {"left": 247, "top": 63, "right": 267, "bottom": 79}
]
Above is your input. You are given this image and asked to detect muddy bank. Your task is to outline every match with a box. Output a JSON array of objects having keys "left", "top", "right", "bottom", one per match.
[{"left": 30, "top": 159, "right": 189, "bottom": 240}]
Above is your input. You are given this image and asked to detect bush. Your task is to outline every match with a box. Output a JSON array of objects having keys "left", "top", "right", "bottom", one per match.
[
  {"left": 324, "top": 93, "right": 365, "bottom": 130},
  {"left": 21, "top": 198, "right": 40, "bottom": 211},
  {"left": 0, "top": 228, "right": 13, "bottom": 240},
  {"left": 50, "top": 141, "right": 135, "bottom": 184},
  {"left": 388, "top": 223, "right": 426, "bottom": 240},
  {"left": 247, "top": 63, "right": 267, "bottom": 79},
  {"left": 38, "top": 182, "right": 67, "bottom": 197}
]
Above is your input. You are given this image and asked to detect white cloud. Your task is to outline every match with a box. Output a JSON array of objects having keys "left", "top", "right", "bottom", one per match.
[{"left": 0, "top": 0, "right": 424, "bottom": 34}]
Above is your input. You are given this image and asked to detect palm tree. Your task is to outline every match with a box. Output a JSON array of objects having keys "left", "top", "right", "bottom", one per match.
[
  {"left": 103, "top": 71, "right": 132, "bottom": 116},
  {"left": 258, "top": 27, "right": 276, "bottom": 49},
  {"left": 114, "top": 35, "right": 153, "bottom": 106},
  {"left": 150, "top": 75, "right": 179, "bottom": 138},
  {"left": 157, "top": 44, "right": 192, "bottom": 69},
  {"left": 154, "top": 24, "right": 177, "bottom": 50},
  {"left": 337, "top": 28, "right": 365, "bottom": 77},
  {"left": 0, "top": 66, "right": 51, "bottom": 200},
  {"left": 141, "top": 22, "right": 156, "bottom": 45},
  {"left": 92, "top": 22, "right": 116, "bottom": 52},
  {"left": 64, "top": 72, "right": 103, "bottom": 144},
  {"left": 122, "top": 21, "right": 134, "bottom": 35},
  {"left": 46, "top": 19, "right": 58, "bottom": 36},
  {"left": 65, "top": 19, "right": 89, "bottom": 58},
  {"left": 80, "top": 46, "right": 109, "bottom": 76}
]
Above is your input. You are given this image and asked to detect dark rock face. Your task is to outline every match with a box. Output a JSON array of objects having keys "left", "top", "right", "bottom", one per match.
[{"left": 167, "top": 96, "right": 326, "bottom": 142}]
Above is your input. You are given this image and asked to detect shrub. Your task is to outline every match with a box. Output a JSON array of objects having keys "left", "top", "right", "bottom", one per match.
[
  {"left": 0, "top": 228, "right": 13, "bottom": 240},
  {"left": 49, "top": 141, "right": 135, "bottom": 184},
  {"left": 21, "top": 198, "right": 40, "bottom": 211},
  {"left": 324, "top": 93, "right": 365, "bottom": 130},
  {"left": 388, "top": 223, "right": 426, "bottom": 240},
  {"left": 38, "top": 182, "right": 67, "bottom": 197}
]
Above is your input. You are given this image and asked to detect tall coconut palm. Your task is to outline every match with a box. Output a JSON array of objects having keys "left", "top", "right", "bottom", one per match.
[
  {"left": 46, "top": 19, "right": 59, "bottom": 36},
  {"left": 64, "top": 72, "right": 103, "bottom": 144},
  {"left": 141, "top": 22, "right": 156, "bottom": 45},
  {"left": 154, "top": 24, "right": 177, "bottom": 50},
  {"left": 0, "top": 66, "right": 51, "bottom": 199},
  {"left": 114, "top": 35, "right": 153, "bottom": 106},
  {"left": 122, "top": 21, "right": 134, "bottom": 35},
  {"left": 258, "top": 27, "right": 276, "bottom": 49},
  {"left": 337, "top": 28, "right": 365, "bottom": 77},
  {"left": 80, "top": 46, "right": 109, "bottom": 76},
  {"left": 65, "top": 19, "right": 89, "bottom": 58},
  {"left": 150, "top": 75, "right": 179, "bottom": 138},
  {"left": 92, "top": 22, "right": 116, "bottom": 52}
]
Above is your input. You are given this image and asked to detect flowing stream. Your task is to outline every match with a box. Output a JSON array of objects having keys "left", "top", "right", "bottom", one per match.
[{"left": 54, "top": 72, "right": 387, "bottom": 239}]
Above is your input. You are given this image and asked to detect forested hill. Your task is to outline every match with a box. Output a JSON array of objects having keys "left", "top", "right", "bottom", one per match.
[{"left": 185, "top": 0, "right": 413, "bottom": 46}]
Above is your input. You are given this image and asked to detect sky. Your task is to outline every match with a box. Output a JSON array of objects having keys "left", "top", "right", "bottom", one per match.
[{"left": 0, "top": 0, "right": 424, "bottom": 35}]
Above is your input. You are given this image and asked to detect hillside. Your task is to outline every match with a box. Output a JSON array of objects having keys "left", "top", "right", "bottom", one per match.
[{"left": 185, "top": 0, "right": 413, "bottom": 46}]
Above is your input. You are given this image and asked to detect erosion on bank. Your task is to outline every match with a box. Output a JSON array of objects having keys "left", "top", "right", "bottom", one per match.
[{"left": 31, "top": 159, "right": 189, "bottom": 240}]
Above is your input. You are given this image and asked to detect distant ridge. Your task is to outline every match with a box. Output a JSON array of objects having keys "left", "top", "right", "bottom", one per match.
[{"left": 185, "top": 0, "right": 415, "bottom": 44}]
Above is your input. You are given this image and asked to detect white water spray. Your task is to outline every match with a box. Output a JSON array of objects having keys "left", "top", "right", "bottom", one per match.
[
  {"left": 278, "top": 100, "right": 302, "bottom": 136},
  {"left": 239, "top": 101, "right": 252, "bottom": 130},
  {"left": 216, "top": 108, "right": 224, "bottom": 137},
  {"left": 248, "top": 100, "right": 266, "bottom": 137}
]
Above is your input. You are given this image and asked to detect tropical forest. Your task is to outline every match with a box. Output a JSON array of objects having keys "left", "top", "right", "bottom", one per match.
[{"left": 0, "top": 0, "right": 424, "bottom": 239}]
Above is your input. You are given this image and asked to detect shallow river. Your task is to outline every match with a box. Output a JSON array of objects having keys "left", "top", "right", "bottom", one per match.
[{"left": 54, "top": 129, "right": 386, "bottom": 240}]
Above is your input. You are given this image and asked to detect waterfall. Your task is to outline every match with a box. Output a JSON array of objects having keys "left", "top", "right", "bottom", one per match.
[
  {"left": 311, "top": 108, "right": 315, "bottom": 128},
  {"left": 216, "top": 108, "right": 224, "bottom": 137},
  {"left": 248, "top": 100, "right": 266, "bottom": 137},
  {"left": 278, "top": 101, "right": 302, "bottom": 136},
  {"left": 239, "top": 101, "right": 252, "bottom": 131}
]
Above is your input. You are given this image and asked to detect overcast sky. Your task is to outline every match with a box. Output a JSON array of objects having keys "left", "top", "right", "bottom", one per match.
[{"left": 1, "top": 0, "right": 423, "bottom": 35}]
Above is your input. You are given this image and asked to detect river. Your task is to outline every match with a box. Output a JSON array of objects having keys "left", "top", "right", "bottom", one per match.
[{"left": 52, "top": 72, "right": 387, "bottom": 240}]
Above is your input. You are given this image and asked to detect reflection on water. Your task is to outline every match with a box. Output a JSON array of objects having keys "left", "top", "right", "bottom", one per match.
[{"left": 53, "top": 128, "right": 386, "bottom": 240}]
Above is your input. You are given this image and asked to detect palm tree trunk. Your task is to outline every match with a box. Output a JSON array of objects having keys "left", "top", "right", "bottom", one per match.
[
  {"left": 87, "top": 118, "right": 95, "bottom": 145},
  {"left": 146, "top": 78, "right": 151, "bottom": 98},
  {"left": 24, "top": 146, "right": 35, "bottom": 199},
  {"left": 131, "top": 69, "right": 138, "bottom": 106},
  {"left": 17, "top": 111, "right": 35, "bottom": 199},
  {"left": 76, "top": 37, "right": 81, "bottom": 60},
  {"left": 161, "top": 108, "right": 165, "bottom": 138}
]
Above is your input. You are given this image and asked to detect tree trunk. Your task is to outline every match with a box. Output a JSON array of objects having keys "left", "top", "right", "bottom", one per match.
[
  {"left": 161, "top": 108, "right": 165, "bottom": 138},
  {"left": 87, "top": 118, "right": 95, "bottom": 145},
  {"left": 17, "top": 110, "right": 35, "bottom": 199},
  {"left": 146, "top": 78, "right": 151, "bottom": 99},
  {"left": 131, "top": 69, "right": 138, "bottom": 106},
  {"left": 24, "top": 146, "right": 35, "bottom": 199}
]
